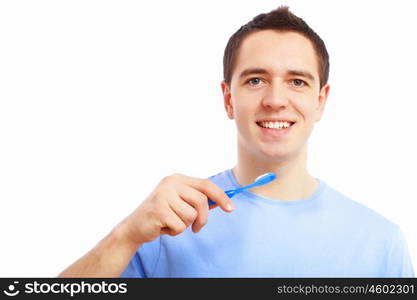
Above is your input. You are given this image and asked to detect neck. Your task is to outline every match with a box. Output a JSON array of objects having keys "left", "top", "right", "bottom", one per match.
[{"left": 232, "top": 143, "right": 318, "bottom": 201}]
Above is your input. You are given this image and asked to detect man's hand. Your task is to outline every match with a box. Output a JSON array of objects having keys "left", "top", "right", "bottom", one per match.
[
  {"left": 119, "top": 173, "right": 234, "bottom": 246},
  {"left": 58, "top": 173, "right": 234, "bottom": 277}
]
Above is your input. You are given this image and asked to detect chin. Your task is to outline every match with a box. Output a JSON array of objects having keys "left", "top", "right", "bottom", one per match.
[{"left": 258, "top": 147, "right": 293, "bottom": 161}]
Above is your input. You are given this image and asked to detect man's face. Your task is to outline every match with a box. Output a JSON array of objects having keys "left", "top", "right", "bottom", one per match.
[{"left": 222, "top": 30, "right": 330, "bottom": 161}]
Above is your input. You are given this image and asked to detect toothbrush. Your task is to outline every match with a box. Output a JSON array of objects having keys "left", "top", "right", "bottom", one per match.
[{"left": 208, "top": 172, "right": 277, "bottom": 206}]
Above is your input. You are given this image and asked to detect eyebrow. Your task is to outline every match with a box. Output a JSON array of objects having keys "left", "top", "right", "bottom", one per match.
[
  {"left": 287, "top": 70, "right": 315, "bottom": 82},
  {"left": 238, "top": 68, "right": 268, "bottom": 79},
  {"left": 238, "top": 68, "right": 315, "bottom": 83}
]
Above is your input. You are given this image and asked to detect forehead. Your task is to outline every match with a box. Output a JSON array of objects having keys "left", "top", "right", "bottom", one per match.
[{"left": 233, "top": 30, "right": 319, "bottom": 81}]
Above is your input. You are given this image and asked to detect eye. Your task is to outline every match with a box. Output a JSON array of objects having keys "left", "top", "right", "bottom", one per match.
[
  {"left": 292, "top": 79, "right": 306, "bottom": 87},
  {"left": 247, "top": 77, "right": 263, "bottom": 86}
]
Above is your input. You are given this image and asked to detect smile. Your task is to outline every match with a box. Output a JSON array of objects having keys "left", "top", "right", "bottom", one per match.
[
  {"left": 255, "top": 120, "right": 295, "bottom": 137},
  {"left": 256, "top": 121, "right": 295, "bottom": 129}
]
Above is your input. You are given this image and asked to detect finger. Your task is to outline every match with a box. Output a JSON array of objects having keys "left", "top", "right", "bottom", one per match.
[
  {"left": 159, "top": 208, "right": 187, "bottom": 236},
  {"left": 167, "top": 194, "right": 199, "bottom": 228},
  {"left": 177, "top": 185, "right": 209, "bottom": 233},
  {"left": 174, "top": 174, "right": 234, "bottom": 213}
]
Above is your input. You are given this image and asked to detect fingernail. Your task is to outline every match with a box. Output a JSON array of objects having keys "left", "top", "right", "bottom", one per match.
[{"left": 226, "top": 202, "right": 234, "bottom": 211}]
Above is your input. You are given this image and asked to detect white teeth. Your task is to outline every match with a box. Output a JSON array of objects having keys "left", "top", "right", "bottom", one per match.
[{"left": 259, "top": 121, "right": 292, "bottom": 129}]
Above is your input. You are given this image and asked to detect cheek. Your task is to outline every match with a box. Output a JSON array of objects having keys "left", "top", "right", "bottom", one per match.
[
  {"left": 231, "top": 84, "right": 265, "bottom": 115},
  {"left": 292, "top": 96, "right": 319, "bottom": 121},
  {"left": 232, "top": 94, "right": 256, "bottom": 119},
  {"left": 232, "top": 102, "right": 258, "bottom": 136},
  {"left": 233, "top": 105, "right": 252, "bottom": 128}
]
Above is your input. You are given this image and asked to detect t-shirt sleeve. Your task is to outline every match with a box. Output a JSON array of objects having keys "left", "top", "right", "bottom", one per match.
[
  {"left": 120, "top": 237, "right": 162, "bottom": 278},
  {"left": 384, "top": 226, "right": 415, "bottom": 277}
]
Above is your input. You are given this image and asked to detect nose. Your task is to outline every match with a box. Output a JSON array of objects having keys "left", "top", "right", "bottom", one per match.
[{"left": 261, "top": 80, "right": 289, "bottom": 109}]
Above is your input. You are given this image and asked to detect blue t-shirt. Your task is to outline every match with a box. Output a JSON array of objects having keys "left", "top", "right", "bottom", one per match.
[{"left": 121, "top": 169, "right": 415, "bottom": 277}]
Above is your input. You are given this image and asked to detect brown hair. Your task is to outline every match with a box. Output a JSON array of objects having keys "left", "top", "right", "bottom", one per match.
[{"left": 223, "top": 6, "right": 329, "bottom": 88}]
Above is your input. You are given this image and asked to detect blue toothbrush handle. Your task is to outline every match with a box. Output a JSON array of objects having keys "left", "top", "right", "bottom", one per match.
[
  {"left": 207, "top": 172, "right": 276, "bottom": 206},
  {"left": 208, "top": 199, "right": 217, "bottom": 206},
  {"left": 208, "top": 189, "right": 236, "bottom": 206}
]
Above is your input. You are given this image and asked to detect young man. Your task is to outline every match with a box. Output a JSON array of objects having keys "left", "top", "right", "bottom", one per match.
[{"left": 59, "top": 6, "right": 414, "bottom": 277}]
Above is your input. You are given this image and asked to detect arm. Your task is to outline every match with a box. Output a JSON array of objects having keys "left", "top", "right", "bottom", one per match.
[
  {"left": 57, "top": 173, "right": 234, "bottom": 277},
  {"left": 57, "top": 222, "right": 141, "bottom": 277}
]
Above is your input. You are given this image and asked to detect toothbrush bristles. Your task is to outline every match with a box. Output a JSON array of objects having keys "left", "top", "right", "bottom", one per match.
[{"left": 255, "top": 173, "right": 268, "bottom": 182}]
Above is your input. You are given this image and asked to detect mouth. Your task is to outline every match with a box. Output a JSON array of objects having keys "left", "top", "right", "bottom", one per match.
[
  {"left": 255, "top": 120, "right": 295, "bottom": 129},
  {"left": 255, "top": 120, "right": 296, "bottom": 138}
]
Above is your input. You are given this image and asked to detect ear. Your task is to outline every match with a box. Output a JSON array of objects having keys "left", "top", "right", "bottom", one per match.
[
  {"left": 221, "top": 80, "right": 234, "bottom": 120},
  {"left": 315, "top": 84, "right": 330, "bottom": 122}
]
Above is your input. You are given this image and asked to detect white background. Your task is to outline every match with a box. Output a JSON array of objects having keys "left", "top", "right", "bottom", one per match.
[{"left": 0, "top": 0, "right": 416, "bottom": 276}]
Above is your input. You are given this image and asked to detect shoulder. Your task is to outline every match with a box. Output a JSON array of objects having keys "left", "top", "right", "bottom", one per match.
[
  {"left": 207, "top": 169, "right": 235, "bottom": 191},
  {"left": 321, "top": 182, "right": 399, "bottom": 238}
]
